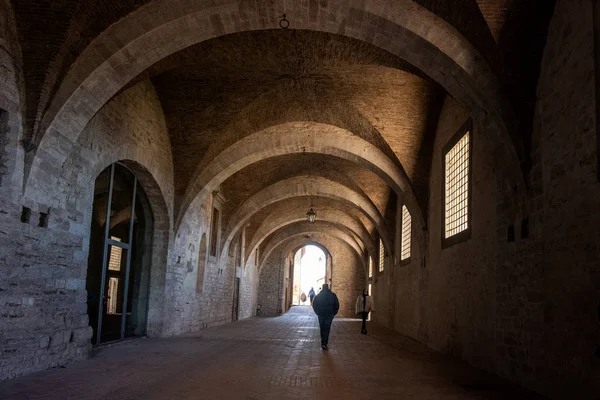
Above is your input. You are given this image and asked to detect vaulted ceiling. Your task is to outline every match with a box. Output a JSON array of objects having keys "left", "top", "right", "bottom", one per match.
[{"left": 8, "top": 0, "right": 556, "bottom": 262}]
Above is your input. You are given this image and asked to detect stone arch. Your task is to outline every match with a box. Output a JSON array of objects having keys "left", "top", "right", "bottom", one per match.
[
  {"left": 118, "top": 160, "right": 171, "bottom": 234},
  {"left": 289, "top": 242, "right": 331, "bottom": 267},
  {"left": 220, "top": 175, "right": 391, "bottom": 265},
  {"left": 106, "top": 160, "right": 171, "bottom": 337},
  {"left": 288, "top": 242, "right": 333, "bottom": 287},
  {"left": 245, "top": 203, "right": 376, "bottom": 267},
  {"left": 259, "top": 222, "right": 366, "bottom": 273},
  {"left": 196, "top": 233, "right": 207, "bottom": 294},
  {"left": 183, "top": 81, "right": 403, "bottom": 190},
  {"left": 289, "top": 242, "right": 330, "bottom": 301},
  {"left": 0, "top": 0, "right": 24, "bottom": 202},
  {"left": 27, "top": 0, "right": 525, "bottom": 207},
  {"left": 259, "top": 231, "right": 367, "bottom": 317},
  {"left": 182, "top": 123, "right": 422, "bottom": 232}
]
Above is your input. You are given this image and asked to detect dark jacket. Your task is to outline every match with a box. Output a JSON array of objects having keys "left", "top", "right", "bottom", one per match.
[{"left": 312, "top": 288, "right": 340, "bottom": 317}]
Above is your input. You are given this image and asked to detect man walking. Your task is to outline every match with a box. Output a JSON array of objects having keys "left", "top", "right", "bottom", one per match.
[
  {"left": 308, "top": 287, "right": 316, "bottom": 305},
  {"left": 312, "top": 284, "right": 339, "bottom": 350}
]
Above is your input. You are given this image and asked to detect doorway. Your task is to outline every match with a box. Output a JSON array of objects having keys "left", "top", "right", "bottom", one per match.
[
  {"left": 292, "top": 245, "right": 326, "bottom": 306},
  {"left": 232, "top": 277, "right": 240, "bottom": 321},
  {"left": 86, "top": 163, "right": 153, "bottom": 345}
]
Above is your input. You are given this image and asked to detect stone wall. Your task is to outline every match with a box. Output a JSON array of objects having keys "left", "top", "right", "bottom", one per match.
[
  {"left": 238, "top": 250, "right": 259, "bottom": 320},
  {"left": 329, "top": 240, "right": 366, "bottom": 318},
  {"left": 0, "top": 0, "right": 23, "bottom": 203},
  {"left": 0, "top": 76, "right": 263, "bottom": 379},
  {"left": 425, "top": 97, "right": 497, "bottom": 366},
  {"left": 258, "top": 249, "right": 285, "bottom": 317},
  {"left": 161, "top": 197, "right": 260, "bottom": 334},
  {"left": 373, "top": 1, "right": 600, "bottom": 397},
  {"left": 505, "top": 0, "right": 599, "bottom": 395},
  {"left": 258, "top": 237, "right": 365, "bottom": 319},
  {"left": 0, "top": 80, "right": 175, "bottom": 380}
]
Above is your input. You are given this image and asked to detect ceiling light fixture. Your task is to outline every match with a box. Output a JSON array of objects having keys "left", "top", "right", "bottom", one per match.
[
  {"left": 306, "top": 195, "right": 316, "bottom": 224},
  {"left": 304, "top": 147, "right": 316, "bottom": 223}
]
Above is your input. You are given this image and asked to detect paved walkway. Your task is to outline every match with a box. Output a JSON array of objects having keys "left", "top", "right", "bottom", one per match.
[{"left": 0, "top": 306, "right": 542, "bottom": 399}]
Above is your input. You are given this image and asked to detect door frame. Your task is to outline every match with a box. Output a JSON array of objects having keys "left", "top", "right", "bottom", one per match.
[{"left": 95, "top": 163, "right": 138, "bottom": 345}]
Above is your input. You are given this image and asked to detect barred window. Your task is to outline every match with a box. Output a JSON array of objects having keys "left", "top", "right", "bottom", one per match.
[
  {"left": 108, "top": 236, "right": 122, "bottom": 271},
  {"left": 368, "top": 256, "right": 373, "bottom": 278},
  {"left": 444, "top": 129, "right": 470, "bottom": 241},
  {"left": 378, "top": 239, "right": 384, "bottom": 272},
  {"left": 400, "top": 206, "right": 412, "bottom": 260},
  {"left": 107, "top": 278, "right": 119, "bottom": 314}
]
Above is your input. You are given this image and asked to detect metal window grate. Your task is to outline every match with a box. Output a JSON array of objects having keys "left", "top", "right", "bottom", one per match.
[
  {"left": 444, "top": 131, "right": 470, "bottom": 238},
  {"left": 108, "top": 236, "right": 122, "bottom": 271},
  {"left": 401, "top": 205, "right": 412, "bottom": 260},
  {"left": 107, "top": 277, "right": 119, "bottom": 314},
  {"left": 368, "top": 256, "right": 373, "bottom": 278},
  {"left": 378, "top": 239, "right": 384, "bottom": 272}
]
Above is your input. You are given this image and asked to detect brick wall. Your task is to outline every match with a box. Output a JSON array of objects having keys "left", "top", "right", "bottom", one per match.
[
  {"left": 373, "top": 1, "right": 600, "bottom": 397},
  {"left": 258, "top": 237, "right": 365, "bottom": 318}
]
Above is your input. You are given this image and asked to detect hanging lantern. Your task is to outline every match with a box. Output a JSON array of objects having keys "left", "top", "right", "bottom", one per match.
[
  {"left": 306, "top": 207, "right": 316, "bottom": 223},
  {"left": 306, "top": 194, "right": 316, "bottom": 223}
]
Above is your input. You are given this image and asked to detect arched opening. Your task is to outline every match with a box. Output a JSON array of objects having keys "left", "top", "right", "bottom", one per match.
[
  {"left": 86, "top": 163, "right": 154, "bottom": 345},
  {"left": 291, "top": 245, "right": 327, "bottom": 306},
  {"left": 196, "top": 233, "right": 207, "bottom": 294}
]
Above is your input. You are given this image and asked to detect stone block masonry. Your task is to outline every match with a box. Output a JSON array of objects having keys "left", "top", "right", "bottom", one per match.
[
  {"left": 0, "top": 80, "right": 258, "bottom": 379},
  {"left": 259, "top": 235, "right": 365, "bottom": 319},
  {"left": 372, "top": 2, "right": 600, "bottom": 397},
  {"left": 0, "top": 1, "right": 597, "bottom": 398}
]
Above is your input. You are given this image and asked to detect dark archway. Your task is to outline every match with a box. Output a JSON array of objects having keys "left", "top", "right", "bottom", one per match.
[{"left": 86, "top": 163, "right": 154, "bottom": 344}]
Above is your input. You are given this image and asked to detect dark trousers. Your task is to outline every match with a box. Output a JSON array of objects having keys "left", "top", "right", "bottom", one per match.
[
  {"left": 317, "top": 315, "right": 334, "bottom": 345},
  {"left": 360, "top": 311, "right": 369, "bottom": 333},
  {"left": 361, "top": 312, "right": 368, "bottom": 333},
  {"left": 310, "top": 295, "right": 315, "bottom": 305}
]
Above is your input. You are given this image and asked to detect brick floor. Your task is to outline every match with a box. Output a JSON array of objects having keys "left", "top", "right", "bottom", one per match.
[{"left": 0, "top": 306, "right": 543, "bottom": 399}]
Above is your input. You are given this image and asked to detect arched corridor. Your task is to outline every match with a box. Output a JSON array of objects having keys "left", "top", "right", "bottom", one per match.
[
  {"left": 0, "top": 1, "right": 598, "bottom": 398},
  {"left": 0, "top": 307, "right": 541, "bottom": 399}
]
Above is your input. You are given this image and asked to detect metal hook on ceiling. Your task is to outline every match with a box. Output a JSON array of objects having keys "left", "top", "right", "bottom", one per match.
[{"left": 279, "top": 14, "right": 290, "bottom": 29}]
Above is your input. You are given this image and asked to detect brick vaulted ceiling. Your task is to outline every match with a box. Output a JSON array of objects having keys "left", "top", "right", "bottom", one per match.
[
  {"left": 11, "top": 0, "right": 555, "bottom": 158},
  {"left": 8, "top": 0, "right": 556, "bottom": 252},
  {"left": 146, "top": 30, "right": 441, "bottom": 207}
]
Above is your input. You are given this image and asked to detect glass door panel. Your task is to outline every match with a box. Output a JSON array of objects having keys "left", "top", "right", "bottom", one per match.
[{"left": 100, "top": 245, "right": 128, "bottom": 343}]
